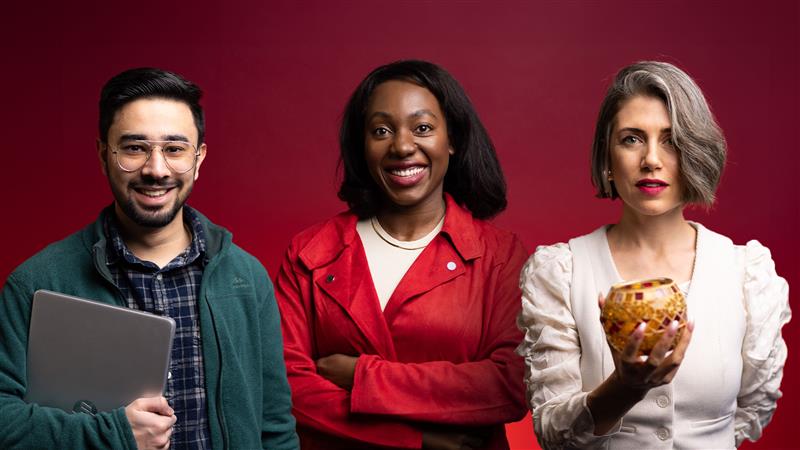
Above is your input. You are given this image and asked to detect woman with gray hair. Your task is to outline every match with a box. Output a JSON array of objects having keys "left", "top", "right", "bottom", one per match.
[{"left": 517, "top": 61, "right": 790, "bottom": 449}]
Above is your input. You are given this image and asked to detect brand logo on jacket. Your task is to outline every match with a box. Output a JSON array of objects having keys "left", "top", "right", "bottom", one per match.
[{"left": 232, "top": 276, "right": 250, "bottom": 289}]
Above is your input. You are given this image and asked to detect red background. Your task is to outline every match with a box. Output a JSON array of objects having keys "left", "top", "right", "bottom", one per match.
[{"left": 1, "top": 2, "right": 797, "bottom": 448}]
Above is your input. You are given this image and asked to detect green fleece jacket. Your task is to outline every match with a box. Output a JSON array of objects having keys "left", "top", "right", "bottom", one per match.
[{"left": 0, "top": 207, "right": 298, "bottom": 449}]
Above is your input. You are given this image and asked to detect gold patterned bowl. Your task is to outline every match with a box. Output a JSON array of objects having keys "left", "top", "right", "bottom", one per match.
[{"left": 600, "top": 278, "right": 687, "bottom": 357}]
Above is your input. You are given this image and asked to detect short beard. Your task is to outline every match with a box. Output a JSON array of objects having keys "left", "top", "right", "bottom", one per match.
[
  {"left": 119, "top": 195, "right": 186, "bottom": 228},
  {"left": 110, "top": 175, "right": 193, "bottom": 228}
]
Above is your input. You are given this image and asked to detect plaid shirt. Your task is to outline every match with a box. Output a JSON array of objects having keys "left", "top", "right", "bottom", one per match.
[{"left": 105, "top": 208, "right": 211, "bottom": 449}]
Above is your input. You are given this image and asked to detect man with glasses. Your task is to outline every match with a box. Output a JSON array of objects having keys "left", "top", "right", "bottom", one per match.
[{"left": 0, "top": 68, "right": 298, "bottom": 449}]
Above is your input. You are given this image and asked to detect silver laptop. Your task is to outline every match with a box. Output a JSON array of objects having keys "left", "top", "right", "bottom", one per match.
[{"left": 25, "top": 290, "right": 175, "bottom": 414}]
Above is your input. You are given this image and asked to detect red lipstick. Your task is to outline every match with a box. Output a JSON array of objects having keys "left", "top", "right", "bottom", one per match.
[
  {"left": 636, "top": 178, "right": 669, "bottom": 196},
  {"left": 384, "top": 162, "right": 428, "bottom": 187}
]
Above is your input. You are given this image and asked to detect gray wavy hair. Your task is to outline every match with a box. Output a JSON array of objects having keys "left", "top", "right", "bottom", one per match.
[{"left": 591, "top": 61, "right": 727, "bottom": 206}]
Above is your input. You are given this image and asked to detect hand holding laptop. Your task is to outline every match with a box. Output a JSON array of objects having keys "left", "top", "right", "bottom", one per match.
[{"left": 125, "top": 396, "right": 176, "bottom": 450}]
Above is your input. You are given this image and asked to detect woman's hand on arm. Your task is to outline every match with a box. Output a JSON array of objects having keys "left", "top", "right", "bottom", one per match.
[
  {"left": 587, "top": 294, "right": 695, "bottom": 435},
  {"left": 421, "top": 428, "right": 489, "bottom": 450},
  {"left": 316, "top": 354, "right": 357, "bottom": 390}
]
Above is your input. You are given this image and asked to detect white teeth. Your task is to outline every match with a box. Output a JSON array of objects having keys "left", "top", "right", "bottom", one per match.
[
  {"left": 140, "top": 189, "right": 167, "bottom": 197},
  {"left": 389, "top": 167, "right": 424, "bottom": 177}
]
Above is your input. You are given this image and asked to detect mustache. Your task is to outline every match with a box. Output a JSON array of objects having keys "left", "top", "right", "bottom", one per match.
[{"left": 129, "top": 176, "right": 182, "bottom": 189}]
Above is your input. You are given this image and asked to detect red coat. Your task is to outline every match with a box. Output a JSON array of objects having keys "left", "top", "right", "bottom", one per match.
[{"left": 275, "top": 195, "right": 528, "bottom": 449}]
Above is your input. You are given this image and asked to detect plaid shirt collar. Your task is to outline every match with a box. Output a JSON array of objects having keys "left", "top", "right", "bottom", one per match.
[{"left": 104, "top": 206, "right": 207, "bottom": 270}]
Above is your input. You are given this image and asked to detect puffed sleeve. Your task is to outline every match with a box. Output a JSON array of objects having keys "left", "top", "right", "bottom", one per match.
[
  {"left": 517, "top": 244, "right": 617, "bottom": 449},
  {"left": 735, "top": 241, "right": 791, "bottom": 447}
]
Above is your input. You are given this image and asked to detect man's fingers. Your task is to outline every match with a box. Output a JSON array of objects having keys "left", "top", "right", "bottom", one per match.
[
  {"left": 146, "top": 413, "right": 177, "bottom": 433},
  {"left": 139, "top": 396, "right": 174, "bottom": 416}
]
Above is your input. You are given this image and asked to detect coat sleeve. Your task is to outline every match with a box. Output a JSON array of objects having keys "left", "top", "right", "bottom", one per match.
[
  {"left": 257, "top": 271, "right": 300, "bottom": 449},
  {"left": 0, "top": 272, "right": 137, "bottom": 449},
  {"left": 275, "top": 245, "right": 424, "bottom": 449},
  {"left": 348, "top": 235, "right": 528, "bottom": 426}
]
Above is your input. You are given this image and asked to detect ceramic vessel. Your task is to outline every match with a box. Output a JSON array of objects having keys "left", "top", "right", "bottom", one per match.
[{"left": 601, "top": 277, "right": 687, "bottom": 356}]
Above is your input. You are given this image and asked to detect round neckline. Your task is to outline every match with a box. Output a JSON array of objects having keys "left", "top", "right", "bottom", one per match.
[{"left": 370, "top": 215, "right": 444, "bottom": 251}]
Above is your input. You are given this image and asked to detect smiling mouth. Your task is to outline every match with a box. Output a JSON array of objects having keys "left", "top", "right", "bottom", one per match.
[
  {"left": 388, "top": 166, "right": 426, "bottom": 177},
  {"left": 133, "top": 185, "right": 176, "bottom": 198},
  {"left": 139, "top": 189, "right": 168, "bottom": 197}
]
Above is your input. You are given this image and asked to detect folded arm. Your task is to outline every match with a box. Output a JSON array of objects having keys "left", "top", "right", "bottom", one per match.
[
  {"left": 347, "top": 236, "right": 528, "bottom": 425},
  {"left": 275, "top": 250, "right": 423, "bottom": 449}
]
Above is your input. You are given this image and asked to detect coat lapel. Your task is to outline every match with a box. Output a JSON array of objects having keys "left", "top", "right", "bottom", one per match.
[
  {"left": 314, "top": 239, "right": 397, "bottom": 358},
  {"left": 382, "top": 237, "right": 467, "bottom": 322},
  {"left": 383, "top": 196, "right": 483, "bottom": 324},
  {"left": 300, "top": 213, "right": 396, "bottom": 359}
]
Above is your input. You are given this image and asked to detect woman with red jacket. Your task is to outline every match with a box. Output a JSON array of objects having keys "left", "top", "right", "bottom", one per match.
[{"left": 275, "top": 60, "right": 527, "bottom": 449}]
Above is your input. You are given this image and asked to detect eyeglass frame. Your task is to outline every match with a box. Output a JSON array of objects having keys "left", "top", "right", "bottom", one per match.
[{"left": 106, "top": 139, "right": 202, "bottom": 174}]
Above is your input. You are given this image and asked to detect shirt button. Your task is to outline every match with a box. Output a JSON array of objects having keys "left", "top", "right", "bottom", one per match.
[
  {"left": 155, "top": 274, "right": 162, "bottom": 281},
  {"left": 446, "top": 261, "right": 457, "bottom": 271},
  {"left": 656, "top": 427, "right": 670, "bottom": 441},
  {"left": 656, "top": 394, "right": 670, "bottom": 408},
  {"left": 168, "top": 371, "right": 172, "bottom": 379}
]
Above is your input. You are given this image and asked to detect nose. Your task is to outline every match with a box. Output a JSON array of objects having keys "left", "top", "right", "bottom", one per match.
[
  {"left": 390, "top": 130, "right": 417, "bottom": 158},
  {"left": 641, "top": 140, "right": 663, "bottom": 172},
  {"left": 140, "top": 146, "right": 171, "bottom": 178}
]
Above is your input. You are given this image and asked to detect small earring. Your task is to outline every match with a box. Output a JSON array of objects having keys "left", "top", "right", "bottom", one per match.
[{"left": 605, "top": 170, "right": 613, "bottom": 181}]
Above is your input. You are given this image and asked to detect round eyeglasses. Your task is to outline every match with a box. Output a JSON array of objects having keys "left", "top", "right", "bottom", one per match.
[{"left": 110, "top": 140, "right": 200, "bottom": 174}]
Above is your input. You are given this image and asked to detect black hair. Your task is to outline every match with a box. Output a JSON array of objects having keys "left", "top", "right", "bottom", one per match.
[
  {"left": 98, "top": 67, "right": 204, "bottom": 143},
  {"left": 338, "top": 60, "right": 507, "bottom": 219}
]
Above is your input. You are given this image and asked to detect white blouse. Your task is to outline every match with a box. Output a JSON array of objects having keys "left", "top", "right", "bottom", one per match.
[{"left": 517, "top": 223, "right": 790, "bottom": 449}]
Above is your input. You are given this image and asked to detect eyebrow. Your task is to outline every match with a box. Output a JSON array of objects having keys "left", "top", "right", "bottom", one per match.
[
  {"left": 368, "top": 109, "right": 439, "bottom": 121},
  {"left": 617, "top": 127, "right": 671, "bottom": 134},
  {"left": 118, "top": 133, "right": 190, "bottom": 142}
]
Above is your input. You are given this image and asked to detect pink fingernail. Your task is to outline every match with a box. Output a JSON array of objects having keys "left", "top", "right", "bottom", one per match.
[{"left": 667, "top": 320, "right": 677, "bottom": 336}]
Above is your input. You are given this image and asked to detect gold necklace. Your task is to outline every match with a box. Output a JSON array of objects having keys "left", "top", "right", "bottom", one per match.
[{"left": 370, "top": 216, "right": 430, "bottom": 250}]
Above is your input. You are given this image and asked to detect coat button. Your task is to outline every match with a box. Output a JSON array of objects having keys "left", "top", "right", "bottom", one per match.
[
  {"left": 446, "top": 261, "right": 457, "bottom": 271},
  {"left": 326, "top": 274, "right": 335, "bottom": 283},
  {"left": 656, "top": 427, "right": 670, "bottom": 441},
  {"left": 656, "top": 395, "right": 670, "bottom": 408}
]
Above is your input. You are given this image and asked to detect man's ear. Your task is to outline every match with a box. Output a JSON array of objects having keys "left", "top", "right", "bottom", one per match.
[
  {"left": 97, "top": 139, "right": 108, "bottom": 176},
  {"left": 193, "top": 143, "right": 208, "bottom": 181}
]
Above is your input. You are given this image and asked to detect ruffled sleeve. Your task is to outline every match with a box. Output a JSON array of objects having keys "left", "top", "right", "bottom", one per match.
[
  {"left": 517, "top": 244, "right": 617, "bottom": 449},
  {"left": 735, "top": 241, "right": 791, "bottom": 447}
]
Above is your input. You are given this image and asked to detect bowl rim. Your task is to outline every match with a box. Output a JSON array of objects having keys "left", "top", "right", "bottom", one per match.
[{"left": 610, "top": 277, "right": 675, "bottom": 291}]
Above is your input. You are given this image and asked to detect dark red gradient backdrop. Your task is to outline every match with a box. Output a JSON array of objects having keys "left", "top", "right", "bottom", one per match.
[{"left": 1, "top": 2, "right": 797, "bottom": 448}]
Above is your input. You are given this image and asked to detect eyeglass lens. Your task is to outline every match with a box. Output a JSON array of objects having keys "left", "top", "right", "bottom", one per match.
[{"left": 115, "top": 140, "right": 197, "bottom": 173}]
